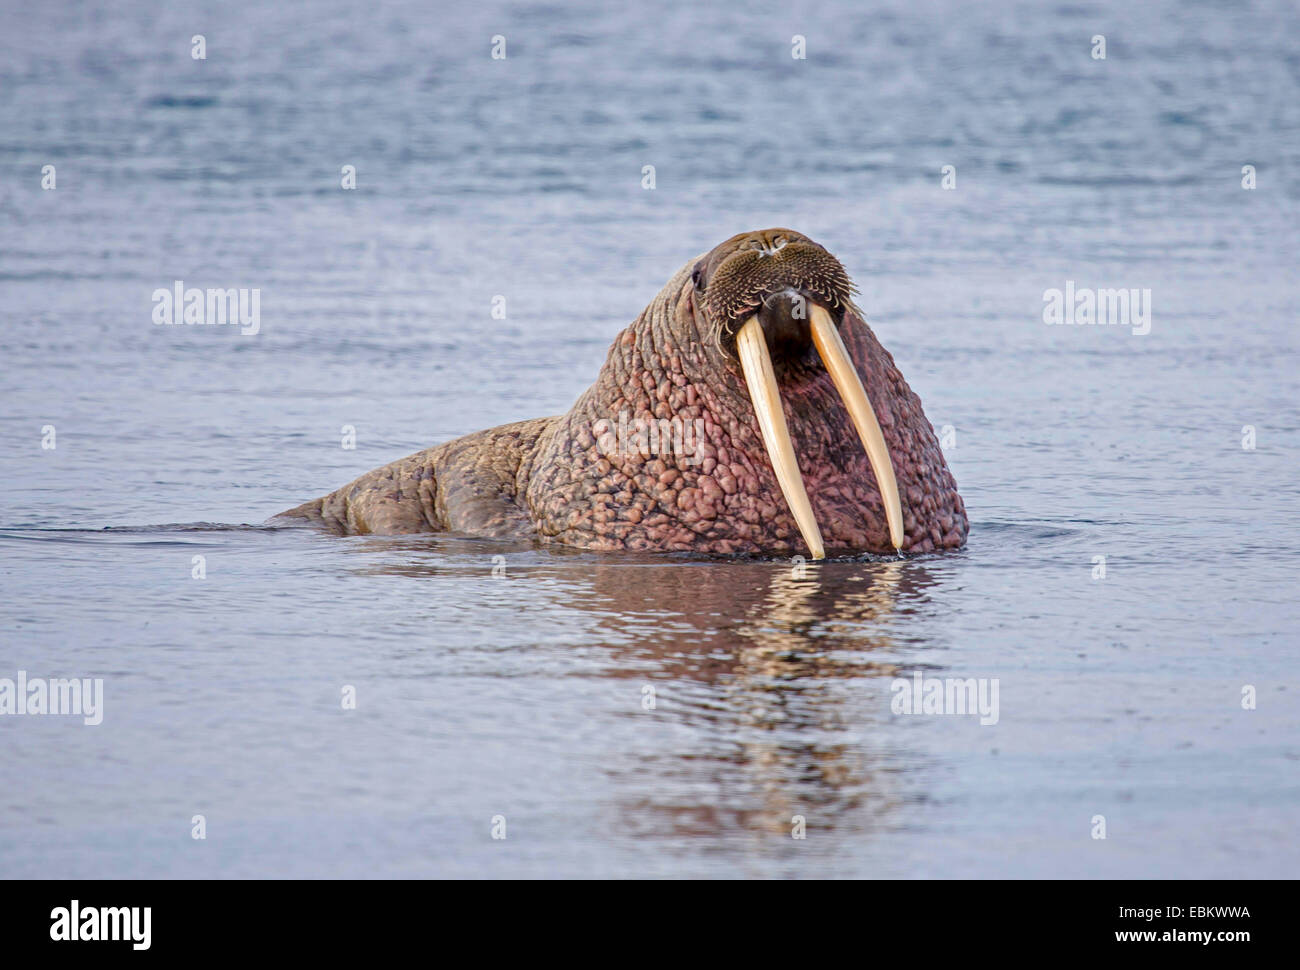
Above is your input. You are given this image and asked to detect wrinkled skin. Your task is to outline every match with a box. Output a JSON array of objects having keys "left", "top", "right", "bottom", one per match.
[{"left": 277, "top": 229, "right": 968, "bottom": 555}]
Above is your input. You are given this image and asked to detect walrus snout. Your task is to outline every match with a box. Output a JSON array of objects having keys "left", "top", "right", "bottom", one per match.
[{"left": 697, "top": 231, "right": 859, "bottom": 340}]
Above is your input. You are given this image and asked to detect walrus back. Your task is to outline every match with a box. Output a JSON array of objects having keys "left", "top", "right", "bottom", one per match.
[{"left": 273, "top": 416, "right": 557, "bottom": 537}]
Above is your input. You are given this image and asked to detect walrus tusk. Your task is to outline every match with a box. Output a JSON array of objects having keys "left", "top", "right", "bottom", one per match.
[
  {"left": 809, "top": 305, "right": 905, "bottom": 550},
  {"left": 735, "top": 315, "right": 826, "bottom": 560}
]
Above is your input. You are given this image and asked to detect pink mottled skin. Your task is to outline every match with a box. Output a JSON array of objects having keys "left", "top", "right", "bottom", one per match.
[{"left": 277, "top": 229, "right": 968, "bottom": 556}]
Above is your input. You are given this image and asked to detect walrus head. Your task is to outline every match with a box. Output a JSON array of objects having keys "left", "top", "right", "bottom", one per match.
[
  {"left": 525, "top": 228, "right": 968, "bottom": 558},
  {"left": 694, "top": 228, "right": 859, "bottom": 343}
]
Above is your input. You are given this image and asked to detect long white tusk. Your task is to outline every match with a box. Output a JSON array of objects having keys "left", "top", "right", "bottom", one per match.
[
  {"left": 809, "top": 305, "right": 905, "bottom": 550},
  {"left": 735, "top": 315, "right": 826, "bottom": 560}
]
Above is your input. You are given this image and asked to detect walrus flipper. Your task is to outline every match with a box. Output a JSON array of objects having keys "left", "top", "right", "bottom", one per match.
[
  {"left": 276, "top": 447, "right": 443, "bottom": 535},
  {"left": 275, "top": 417, "right": 556, "bottom": 538}
]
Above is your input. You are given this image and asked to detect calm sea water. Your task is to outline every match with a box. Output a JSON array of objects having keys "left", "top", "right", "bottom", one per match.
[{"left": 1, "top": 0, "right": 1297, "bottom": 878}]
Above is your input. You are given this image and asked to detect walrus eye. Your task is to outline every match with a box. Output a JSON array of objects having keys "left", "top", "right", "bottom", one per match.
[
  {"left": 772, "top": 235, "right": 787, "bottom": 250},
  {"left": 691, "top": 264, "right": 705, "bottom": 290}
]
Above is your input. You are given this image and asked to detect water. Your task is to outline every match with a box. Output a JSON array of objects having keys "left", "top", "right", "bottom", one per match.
[{"left": 1, "top": 0, "right": 1297, "bottom": 877}]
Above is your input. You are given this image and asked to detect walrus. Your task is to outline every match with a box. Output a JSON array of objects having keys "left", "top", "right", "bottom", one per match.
[{"left": 276, "top": 229, "right": 968, "bottom": 557}]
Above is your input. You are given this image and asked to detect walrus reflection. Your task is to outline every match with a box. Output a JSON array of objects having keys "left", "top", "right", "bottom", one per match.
[
  {"left": 333, "top": 540, "right": 939, "bottom": 840},
  {"left": 604, "top": 559, "right": 919, "bottom": 839}
]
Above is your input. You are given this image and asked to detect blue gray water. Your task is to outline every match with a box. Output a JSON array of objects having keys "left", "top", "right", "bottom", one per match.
[{"left": 1, "top": 0, "right": 1297, "bottom": 878}]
